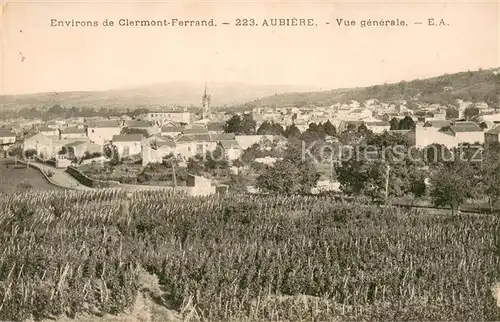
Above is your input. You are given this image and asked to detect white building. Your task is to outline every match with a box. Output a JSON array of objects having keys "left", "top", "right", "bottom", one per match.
[
  {"left": 87, "top": 121, "right": 122, "bottom": 145},
  {"left": 111, "top": 134, "right": 144, "bottom": 157},
  {"left": 146, "top": 111, "right": 190, "bottom": 126},
  {"left": 60, "top": 127, "right": 87, "bottom": 140}
]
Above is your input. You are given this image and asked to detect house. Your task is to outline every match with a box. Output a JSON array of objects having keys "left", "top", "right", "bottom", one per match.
[
  {"left": 181, "top": 123, "right": 209, "bottom": 134},
  {"left": 0, "top": 129, "right": 16, "bottom": 147},
  {"left": 349, "top": 108, "right": 372, "bottom": 120},
  {"left": 173, "top": 133, "right": 235, "bottom": 160},
  {"left": 38, "top": 126, "right": 59, "bottom": 138},
  {"left": 60, "top": 127, "right": 87, "bottom": 140},
  {"left": 484, "top": 125, "right": 500, "bottom": 150},
  {"left": 405, "top": 125, "right": 458, "bottom": 149},
  {"left": 146, "top": 111, "right": 191, "bottom": 126},
  {"left": 142, "top": 141, "right": 176, "bottom": 166},
  {"left": 63, "top": 140, "right": 88, "bottom": 159},
  {"left": 218, "top": 140, "right": 242, "bottom": 161},
  {"left": 141, "top": 134, "right": 173, "bottom": 147},
  {"left": 175, "top": 133, "right": 215, "bottom": 159},
  {"left": 365, "top": 121, "right": 390, "bottom": 134},
  {"left": 22, "top": 132, "right": 54, "bottom": 157},
  {"left": 440, "top": 121, "right": 484, "bottom": 145},
  {"left": 481, "top": 114, "right": 500, "bottom": 122},
  {"left": 207, "top": 122, "right": 226, "bottom": 134},
  {"left": 161, "top": 125, "right": 184, "bottom": 138},
  {"left": 234, "top": 135, "right": 276, "bottom": 150},
  {"left": 124, "top": 120, "right": 160, "bottom": 136},
  {"left": 112, "top": 134, "right": 144, "bottom": 157},
  {"left": 87, "top": 121, "right": 122, "bottom": 145},
  {"left": 340, "top": 120, "right": 365, "bottom": 132},
  {"left": 423, "top": 120, "right": 452, "bottom": 129}
]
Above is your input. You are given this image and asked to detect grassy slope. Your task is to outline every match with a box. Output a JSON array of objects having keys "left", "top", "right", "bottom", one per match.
[
  {"left": 0, "top": 160, "right": 63, "bottom": 192},
  {"left": 243, "top": 68, "right": 500, "bottom": 108}
]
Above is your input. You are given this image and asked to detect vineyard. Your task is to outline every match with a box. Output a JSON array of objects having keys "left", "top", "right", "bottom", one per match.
[{"left": 0, "top": 189, "right": 499, "bottom": 321}]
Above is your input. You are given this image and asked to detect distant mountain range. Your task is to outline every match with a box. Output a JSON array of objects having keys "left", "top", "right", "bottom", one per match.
[
  {"left": 0, "top": 82, "right": 321, "bottom": 111},
  {"left": 2, "top": 69, "right": 498, "bottom": 113}
]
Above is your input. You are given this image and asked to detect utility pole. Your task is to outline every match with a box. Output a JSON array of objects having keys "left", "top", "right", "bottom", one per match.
[
  {"left": 385, "top": 164, "right": 390, "bottom": 205},
  {"left": 172, "top": 162, "right": 177, "bottom": 188},
  {"left": 172, "top": 157, "right": 177, "bottom": 188}
]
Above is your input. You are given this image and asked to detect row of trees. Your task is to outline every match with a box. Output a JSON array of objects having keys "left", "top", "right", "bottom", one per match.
[
  {"left": 10, "top": 105, "right": 149, "bottom": 121},
  {"left": 238, "top": 123, "right": 500, "bottom": 214},
  {"left": 336, "top": 133, "right": 500, "bottom": 213}
]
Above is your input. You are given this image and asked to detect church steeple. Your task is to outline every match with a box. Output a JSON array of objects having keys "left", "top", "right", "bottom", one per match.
[{"left": 202, "top": 82, "right": 211, "bottom": 120}]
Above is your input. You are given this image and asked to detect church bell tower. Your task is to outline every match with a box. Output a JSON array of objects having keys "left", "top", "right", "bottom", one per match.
[{"left": 202, "top": 82, "right": 211, "bottom": 120}]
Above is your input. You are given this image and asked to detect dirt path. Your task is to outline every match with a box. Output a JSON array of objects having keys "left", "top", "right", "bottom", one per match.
[{"left": 19, "top": 160, "right": 92, "bottom": 190}]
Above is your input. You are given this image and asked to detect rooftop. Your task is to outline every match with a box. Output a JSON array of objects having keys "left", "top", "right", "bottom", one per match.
[
  {"left": 112, "top": 134, "right": 144, "bottom": 142},
  {"left": 485, "top": 125, "right": 500, "bottom": 135},
  {"left": 424, "top": 120, "right": 452, "bottom": 128},
  {"left": 0, "top": 129, "right": 16, "bottom": 137},
  {"left": 61, "top": 127, "right": 85, "bottom": 134},
  {"left": 125, "top": 120, "right": 153, "bottom": 128},
  {"left": 219, "top": 140, "right": 241, "bottom": 149},
  {"left": 64, "top": 140, "right": 87, "bottom": 148},
  {"left": 365, "top": 121, "right": 390, "bottom": 126},
  {"left": 39, "top": 126, "right": 56, "bottom": 132},
  {"left": 161, "top": 126, "right": 185, "bottom": 132},
  {"left": 87, "top": 120, "right": 121, "bottom": 128},
  {"left": 449, "top": 122, "right": 483, "bottom": 133}
]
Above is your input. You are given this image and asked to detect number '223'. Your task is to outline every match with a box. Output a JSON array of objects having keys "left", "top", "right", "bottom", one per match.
[{"left": 235, "top": 19, "right": 256, "bottom": 26}]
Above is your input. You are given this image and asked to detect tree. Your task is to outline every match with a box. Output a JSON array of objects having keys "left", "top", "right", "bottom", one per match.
[
  {"left": 357, "top": 123, "right": 371, "bottom": 136},
  {"left": 24, "top": 149, "right": 37, "bottom": 159},
  {"left": 481, "top": 150, "right": 500, "bottom": 211},
  {"left": 430, "top": 162, "right": 474, "bottom": 215},
  {"left": 398, "top": 116, "right": 415, "bottom": 130},
  {"left": 103, "top": 144, "right": 120, "bottom": 166},
  {"left": 241, "top": 144, "right": 260, "bottom": 165},
  {"left": 423, "top": 144, "right": 453, "bottom": 165},
  {"left": 446, "top": 107, "right": 460, "bottom": 119},
  {"left": 389, "top": 117, "right": 400, "bottom": 130},
  {"left": 122, "top": 127, "right": 149, "bottom": 137},
  {"left": 257, "top": 121, "right": 284, "bottom": 135},
  {"left": 284, "top": 124, "right": 301, "bottom": 139},
  {"left": 204, "top": 146, "right": 229, "bottom": 177},
  {"left": 464, "top": 106, "right": 480, "bottom": 121},
  {"left": 256, "top": 158, "right": 319, "bottom": 195},
  {"left": 301, "top": 123, "right": 326, "bottom": 143},
  {"left": 187, "top": 155, "right": 204, "bottom": 176},
  {"left": 256, "top": 141, "right": 319, "bottom": 195},
  {"left": 224, "top": 114, "right": 256, "bottom": 135},
  {"left": 323, "top": 120, "right": 337, "bottom": 136},
  {"left": 228, "top": 173, "right": 249, "bottom": 193},
  {"left": 48, "top": 104, "right": 64, "bottom": 115}
]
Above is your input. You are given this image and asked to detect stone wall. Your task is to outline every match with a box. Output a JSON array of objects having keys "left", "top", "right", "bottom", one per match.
[{"left": 66, "top": 166, "right": 120, "bottom": 188}]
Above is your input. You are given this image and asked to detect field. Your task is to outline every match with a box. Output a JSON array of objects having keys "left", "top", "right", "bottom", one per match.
[
  {"left": 0, "top": 160, "right": 63, "bottom": 192},
  {"left": 0, "top": 190, "right": 499, "bottom": 321}
]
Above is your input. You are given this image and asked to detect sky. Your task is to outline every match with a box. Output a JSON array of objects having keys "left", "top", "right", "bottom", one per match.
[{"left": 1, "top": 0, "right": 499, "bottom": 95}]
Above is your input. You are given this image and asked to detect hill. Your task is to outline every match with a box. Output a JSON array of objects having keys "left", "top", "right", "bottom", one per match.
[
  {"left": 0, "top": 82, "right": 320, "bottom": 111},
  {"left": 243, "top": 68, "right": 500, "bottom": 109}
]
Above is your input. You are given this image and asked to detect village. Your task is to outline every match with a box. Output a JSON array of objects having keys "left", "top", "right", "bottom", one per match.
[{"left": 1, "top": 82, "right": 500, "bottom": 197}]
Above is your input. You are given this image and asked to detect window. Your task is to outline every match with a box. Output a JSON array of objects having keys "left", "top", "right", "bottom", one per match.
[{"left": 91, "top": 129, "right": 95, "bottom": 133}]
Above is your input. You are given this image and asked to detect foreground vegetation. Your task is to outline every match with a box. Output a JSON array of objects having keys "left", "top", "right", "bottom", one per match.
[{"left": 0, "top": 190, "right": 498, "bottom": 321}]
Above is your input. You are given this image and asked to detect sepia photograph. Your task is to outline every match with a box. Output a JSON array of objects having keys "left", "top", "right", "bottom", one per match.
[{"left": 0, "top": 0, "right": 499, "bottom": 321}]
